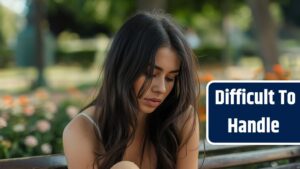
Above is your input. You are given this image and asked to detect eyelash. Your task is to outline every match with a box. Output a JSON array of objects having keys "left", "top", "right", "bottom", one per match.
[
  {"left": 150, "top": 74, "right": 176, "bottom": 82},
  {"left": 166, "top": 77, "right": 175, "bottom": 82}
]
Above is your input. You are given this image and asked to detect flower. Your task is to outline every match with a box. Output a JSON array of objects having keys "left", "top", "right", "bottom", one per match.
[
  {"left": 0, "top": 84, "right": 88, "bottom": 158},
  {"left": 23, "top": 105, "right": 36, "bottom": 116},
  {"left": 18, "top": 95, "right": 29, "bottom": 106},
  {"left": 66, "top": 105, "right": 79, "bottom": 118},
  {"left": 263, "top": 64, "right": 290, "bottom": 80},
  {"left": 24, "top": 136, "right": 38, "bottom": 148},
  {"left": 44, "top": 101, "right": 57, "bottom": 114},
  {"left": 264, "top": 72, "right": 278, "bottom": 80},
  {"left": 198, "top": 73, "right": 214, "bottom": 83},
  {"left": 0, "top": 117, "right": 7, "bottom": 128},
  {"left": 272, "top": 64, "right": 285, "bottom": 76},
  {"left": 2, "top": 95, "right": 14, "bottom": 109},
  {"left": 34, "top": 88, "right": 49, "bottom": 100},
  {"left": 13, "top": 124, "right": 25, "bottom": 132},
  {"left": 36, "top": 120, "right": 51, "bottom": 133},
  {"left": 41, "top": 143, "right": 52, "bottom": 154}
]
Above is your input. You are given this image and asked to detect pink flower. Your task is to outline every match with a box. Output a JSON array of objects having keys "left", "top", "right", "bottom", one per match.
[
  {"left": 23, "top": 105, "right": 35, "bottom": 116},
  {"left": 0, "top": 117, "right": 7, "bottom": 129},
  {"left": 36, "top": 120, "right": 51, "bottom": 133},
  {"left": 66, "top": 106, "right": 79, "bottom": 118},
  {"left": 24, "top": 136, "right": 38, "bottom": 148},
  {"left": 41, "top": 143, "right": 52, "bottom": 154}
]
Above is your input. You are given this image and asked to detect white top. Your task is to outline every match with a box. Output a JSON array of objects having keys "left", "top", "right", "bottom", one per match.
[{"left": 78, "top": 112, "right": 101, "bottom": 138}]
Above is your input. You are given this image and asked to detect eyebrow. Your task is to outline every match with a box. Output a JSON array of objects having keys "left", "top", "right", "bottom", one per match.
[{"left": 154, "top": 65, "right": 180, "bottom": 74}]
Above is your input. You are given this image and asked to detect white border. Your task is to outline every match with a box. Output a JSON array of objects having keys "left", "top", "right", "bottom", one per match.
[{"left": 206, "top": 80, "right": 300, "bottom": 145}]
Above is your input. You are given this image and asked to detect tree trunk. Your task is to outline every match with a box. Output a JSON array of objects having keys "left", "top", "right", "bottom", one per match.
[
  {"left": 0, "top": 5, "right": 3, "bottom": 45},
  {"left": 247, "top": 0, "right": 279, "bottom": 72},
  {"left": 221, "top": 1, "right": 231, "bottom": 67},
  {"left": 32, "top": 0, "right": 46, "bottom": 88}
]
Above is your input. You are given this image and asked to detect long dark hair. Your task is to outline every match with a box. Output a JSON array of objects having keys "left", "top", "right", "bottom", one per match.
[{"left": 83, "top": 11, "right": 199, "bottom": 169}]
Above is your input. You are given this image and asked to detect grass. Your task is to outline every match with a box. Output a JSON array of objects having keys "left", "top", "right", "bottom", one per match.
[{"left": 0, "top": 65, "right": 101, "bottom": 94}]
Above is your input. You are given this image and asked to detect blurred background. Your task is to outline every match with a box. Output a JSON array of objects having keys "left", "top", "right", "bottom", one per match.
[{"left": 0, "top": 0, "right": 300, "bottom": 160}]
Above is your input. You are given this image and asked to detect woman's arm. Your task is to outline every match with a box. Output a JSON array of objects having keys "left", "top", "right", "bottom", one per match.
[
  {"left": 63, "top": 116, "right": 98, "bottom": 169},
  {"left": 176, "top": 109, "right": 200, "bottom": 169}
]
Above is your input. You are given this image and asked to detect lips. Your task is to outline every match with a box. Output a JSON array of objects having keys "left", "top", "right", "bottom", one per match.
[{"left": 143, "top": 98, "right": 162, "bottom": 107}]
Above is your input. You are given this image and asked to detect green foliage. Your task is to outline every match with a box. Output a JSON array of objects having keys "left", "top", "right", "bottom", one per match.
[
  {"left": 47, "top": 0, "right": 136, "bottom": 36},
  {"left": 106, "top": 0, "right": 136, "bottom": 32},
  {"left": 0, "top": 4, "right": 19, "bottom": 46},
  {"left": 0, "top": 48, "right": 14, "bottom": 68},
  {"left": 55, "top": 50, "right": 96, "bottom": 68},
  {"left": 48, "top": 0, "right": 109, "bottom": 24},
  {"left": 195, "top": 46, "right": 223, "bottom": 63}
]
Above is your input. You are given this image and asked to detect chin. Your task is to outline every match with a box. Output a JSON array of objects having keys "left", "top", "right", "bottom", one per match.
[{"left": 140, "top": 106, "right": 157, "bottom": 114}]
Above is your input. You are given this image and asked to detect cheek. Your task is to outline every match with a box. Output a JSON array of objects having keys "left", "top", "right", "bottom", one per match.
[{"left": 166, "top": 83, "right": 175, "bottom": 94}]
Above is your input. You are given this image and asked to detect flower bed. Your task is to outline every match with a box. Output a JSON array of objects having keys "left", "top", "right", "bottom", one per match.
[{"left": 0, "top": 88, "right": 89, "bottom": 159}]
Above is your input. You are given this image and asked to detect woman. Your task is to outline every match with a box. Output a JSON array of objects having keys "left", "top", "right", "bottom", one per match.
[{"left": 63, "top": 11, "right": 200, "bottom": 169}]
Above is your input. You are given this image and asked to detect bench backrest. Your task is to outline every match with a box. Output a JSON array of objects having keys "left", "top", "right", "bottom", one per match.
[
  {"left": 199, "top": 141, "right": 300, "bottom": 169},
  {"left": 1, "top": 145, "right": 300, "bottom": 169},
  {"left": 0, "top": 154, "right": 67, "bottom": 169}
]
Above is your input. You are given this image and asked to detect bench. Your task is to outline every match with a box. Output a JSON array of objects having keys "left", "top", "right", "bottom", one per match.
[
  {"left": 199, "top": 140, "right": 300, "bottom": 169},
  {"left": 0, "top": 154, "right": 67, "bottom": 169},
  {"left": 0, "top": 142, "right": 300, "bottom": 169}
]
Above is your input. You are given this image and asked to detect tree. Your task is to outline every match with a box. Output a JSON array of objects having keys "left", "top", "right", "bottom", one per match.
[
  {"left": 137, "top": 0, "right": 167, "bottom": 11},
  {"left": 247, "top": 0, "right": 279, "bottom": 72},
  {"left": 15, "top": 0, "right": 55, "bottom": 89},
  {"left": 0, "top": 6, "right": 3, "bottom": 45},
  {"left": 33, "top": 0, "right": 46, "bottom": 88}
]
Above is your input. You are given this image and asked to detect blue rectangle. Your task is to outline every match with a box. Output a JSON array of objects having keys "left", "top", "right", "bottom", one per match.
[{"left": 207, "top": 80, "right": 300, "bottom": 145}]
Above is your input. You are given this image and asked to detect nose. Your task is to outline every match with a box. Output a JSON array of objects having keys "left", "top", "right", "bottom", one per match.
[{"left": 152, "top": 76, "right": 167, "bottom": 94}]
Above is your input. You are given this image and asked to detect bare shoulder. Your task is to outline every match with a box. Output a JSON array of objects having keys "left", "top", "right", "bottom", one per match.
[
  {"left": 63, "top": 106, "right": 98, "bottom": 141},
  {"left": 62, "top": 106, "right": 101, "bottom": 169},
  {"left": 81, "top": 106, "right": 99, "bottom": 121}
]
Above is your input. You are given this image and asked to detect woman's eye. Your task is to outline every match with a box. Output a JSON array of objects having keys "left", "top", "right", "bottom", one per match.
[{"left": 166, "top": 77, "right": 175, "bottom": 82}]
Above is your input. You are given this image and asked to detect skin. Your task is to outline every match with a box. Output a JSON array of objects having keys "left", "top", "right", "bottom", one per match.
[
  {"left": 63, "top": 47, "right": 200, "bottom": 169},
  {"left": 133, "top": 47, "right": 180, "bottom": 136},
  {"left": 134, "top": 47, "right": 180, "bottom": 114}
]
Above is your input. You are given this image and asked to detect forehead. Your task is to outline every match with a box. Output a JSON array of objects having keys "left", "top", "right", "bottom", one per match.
[{"left": 154, "top": 47, "right": 180, "bottom": 71}]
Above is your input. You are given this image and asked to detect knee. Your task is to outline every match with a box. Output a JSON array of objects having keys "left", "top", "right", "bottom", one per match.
[{"left": 111, "top": 161, "right": 140, "bottom": 169}]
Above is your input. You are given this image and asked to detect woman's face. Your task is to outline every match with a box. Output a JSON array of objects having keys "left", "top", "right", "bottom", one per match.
[{"left": 134, "top": 47, "right": 180, "bottom": 114}]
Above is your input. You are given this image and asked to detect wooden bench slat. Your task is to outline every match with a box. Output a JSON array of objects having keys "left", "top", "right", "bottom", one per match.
[
  {"left": 199, "top": 140, "right": 254, "bottom": 152},
  {"left": 0, "top": 154, "right": 67, "bottom": 169},
  {"left": 262, "top": 162, "right": 300, "bottom": 169},
  {"left": 1, "top": 146, "right": 300, "bottom": 169},
  {"left": 199, "top": 146, "right": 300, "bottom": 169}
]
